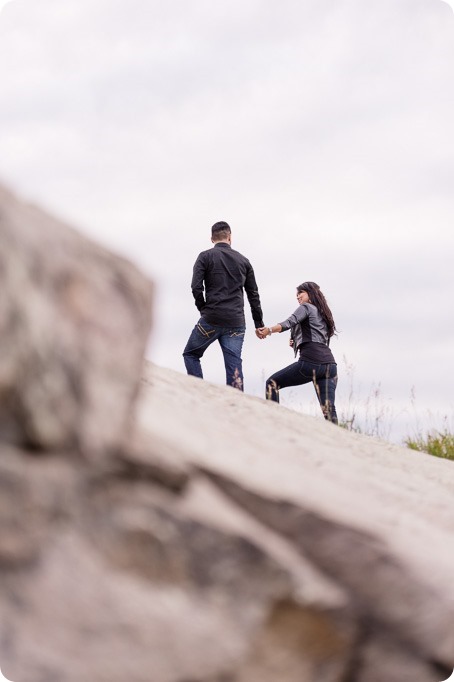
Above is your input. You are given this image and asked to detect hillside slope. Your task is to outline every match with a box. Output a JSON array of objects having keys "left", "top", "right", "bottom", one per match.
[
  {"left": 139, "top": 362, "right": 454, "bottom": 585},
  {"left": 135, "top": 362, "right": 454, "bottom": 679}
]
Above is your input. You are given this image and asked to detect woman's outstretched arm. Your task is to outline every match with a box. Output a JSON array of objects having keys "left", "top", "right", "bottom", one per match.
[{"left": 257, "top": 323, "right": 282, "bottom": 338}]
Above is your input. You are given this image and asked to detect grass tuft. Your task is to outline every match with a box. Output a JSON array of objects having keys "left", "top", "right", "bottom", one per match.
[{"left": 405, "top": 431, "right": 454, "bottom": 461}]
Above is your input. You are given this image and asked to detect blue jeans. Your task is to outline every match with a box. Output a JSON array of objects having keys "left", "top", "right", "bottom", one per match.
[
  {"left": 266, "top": 359, "right": 338, "bottom": 423},
  {"left": 183, "top": 318, "right": 246, "bottom": 390}
]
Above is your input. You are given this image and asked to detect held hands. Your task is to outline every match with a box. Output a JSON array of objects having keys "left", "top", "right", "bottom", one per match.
[
  {"left": 256, "top": 323, "right": 283, "bottom": 340},
  {"left": 256, "top": 327, "right": 271, "bottom": 340}
]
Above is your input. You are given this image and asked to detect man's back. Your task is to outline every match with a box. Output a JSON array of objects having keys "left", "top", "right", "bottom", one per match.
[{"left": 191, "top": 242, "right": 263, "bottom": 328}]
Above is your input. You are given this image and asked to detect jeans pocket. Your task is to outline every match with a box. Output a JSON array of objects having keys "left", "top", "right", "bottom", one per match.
[
  {"left": 298, "top": 361, "right": 318, "bottom": 381},
  {"left": 197, "top": 319, "right": 216, "bottom": 338}
]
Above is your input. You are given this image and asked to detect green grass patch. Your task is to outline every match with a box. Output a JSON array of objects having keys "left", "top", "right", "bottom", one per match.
[{"left": 405, "top": 431, "right": 454, "bottom": 461}]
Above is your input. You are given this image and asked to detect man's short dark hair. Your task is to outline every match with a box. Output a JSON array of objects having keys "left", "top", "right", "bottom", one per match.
[{"left": 211, "top": 221, "right": 231, "bottom": 242}]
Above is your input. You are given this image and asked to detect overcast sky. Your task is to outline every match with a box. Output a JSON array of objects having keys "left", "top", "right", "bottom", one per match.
[{"left": 1, "top": 0, "right": 453, "bottom": 440}]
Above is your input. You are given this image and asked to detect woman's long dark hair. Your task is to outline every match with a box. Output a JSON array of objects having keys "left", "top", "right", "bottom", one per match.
[{"left": 297, "top": 281, "right": 337, "bottom": 338}]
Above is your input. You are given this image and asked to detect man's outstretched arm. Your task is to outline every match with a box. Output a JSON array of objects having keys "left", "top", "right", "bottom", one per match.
[{"left": 244, "top": 263, "right": 264, "bottom": 328}]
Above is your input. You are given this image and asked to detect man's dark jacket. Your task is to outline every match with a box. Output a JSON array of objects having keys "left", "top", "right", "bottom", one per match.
[{"left": 191, "top": 243, "right": 264, "bottom": 328}]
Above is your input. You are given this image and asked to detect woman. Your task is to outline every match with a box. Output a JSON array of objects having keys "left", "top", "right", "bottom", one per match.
[{"left": 258, "top": 281, "right": 338, "bottom": 423}]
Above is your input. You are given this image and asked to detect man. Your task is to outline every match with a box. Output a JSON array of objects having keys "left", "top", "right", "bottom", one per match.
[{"left": 183, "top": 221, "right": 264, "bottom": 391}]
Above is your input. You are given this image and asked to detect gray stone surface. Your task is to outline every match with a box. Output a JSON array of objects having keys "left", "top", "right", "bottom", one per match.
[
  {"left": 0, "top": 183, "right": 453, "bottom": 682},
  {"left": 0, "top": 183, "right": 152, "bottom": 454}
]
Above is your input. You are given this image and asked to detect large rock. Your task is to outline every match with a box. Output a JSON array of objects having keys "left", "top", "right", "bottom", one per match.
[
  {"left": 0, "top": 364, "right": 453, "bottom": 682},
  {"left": 0, "top": 186, "right": 453, "bottom": 682},
  {"left": 0, "top": 184, "right": 152, "bottom": 454},
  {"left": 135, "top": 364, "right": 454, "bottom": 682}
]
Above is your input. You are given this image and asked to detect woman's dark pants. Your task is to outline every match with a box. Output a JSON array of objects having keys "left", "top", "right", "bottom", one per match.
[{"left": 266, "top": 359, "right": 338, "bottom": 423}]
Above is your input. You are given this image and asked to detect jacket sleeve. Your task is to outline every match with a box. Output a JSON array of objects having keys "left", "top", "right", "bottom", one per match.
[
  {"left": 279, "top": 303, "right": 309, "bottom": 331},
  {"left": 244, "top": 262, "right": 264, "bottom": 328},
  {"left": 191, "top": 253, "right": 206, "bottom": 312}
]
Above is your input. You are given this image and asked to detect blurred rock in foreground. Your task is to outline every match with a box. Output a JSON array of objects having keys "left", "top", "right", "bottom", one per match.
[
  {"left": 0, "top": 184, "right": 152, "bottom": 454},
  {"left": 0, "top": 184, "right": 453, "bottom": 682}
]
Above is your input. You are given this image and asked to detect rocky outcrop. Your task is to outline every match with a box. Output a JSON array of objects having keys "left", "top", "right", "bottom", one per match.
[
  {"left": 0, "top": 184, "right": 453, "bottom": 682},
  {"left": 135, "top": 365, "right": 454, "bottom": 682},
  {"left": 0, "top": 184, "right": 152, "bottom": 454}
]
